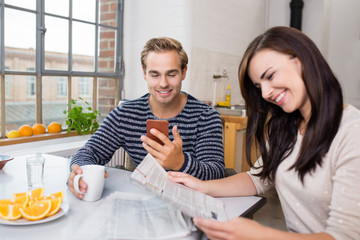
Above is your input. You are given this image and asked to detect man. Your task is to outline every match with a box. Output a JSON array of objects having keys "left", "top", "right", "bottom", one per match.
[{"left": 68, "top": 37, "right": 225, "bottom": 199}]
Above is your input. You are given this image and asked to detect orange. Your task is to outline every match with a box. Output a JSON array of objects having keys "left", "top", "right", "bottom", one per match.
[
  {"left": 20, "top": 200, "right": 51, "bottom": 221},
  {"left": 29, "top": 187, "right": 44, "bottom": 202},
  {"left": 0, "top": 193, "right": 28, "bottom": 220},
  {"left": 0, "top": 203, "right": 23, "bottom": 220},
  {"left": 44, "top": 191, "right": 64, "bottom": 202},
  {"left": 13, "top": 192, "right": 29, "bottom": 206},
  {"left": 0, "top": 199, "right": 13, "bottom": 205},
  {"left": 1, "top": 189, "right": 64, "bottom": 221},
  {"left": 46, "top": 197, "right": 62, "bottom": 217},
  {"left": 47, "top": 122, "right": 62, "bottom": 133},
  {"left": 13, "top": 192, "right": 27, "bottom": 200},
  {"left": 32, "top": 123, "right": 46, "bottom": 135},
  {"left": 18, "top": 124, "right": 33, "bottom": 137}
]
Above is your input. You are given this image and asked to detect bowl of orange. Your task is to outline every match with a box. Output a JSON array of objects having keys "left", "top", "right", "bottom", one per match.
[{"left": 0, "top": 155, "right": 14, "bottom": 170}]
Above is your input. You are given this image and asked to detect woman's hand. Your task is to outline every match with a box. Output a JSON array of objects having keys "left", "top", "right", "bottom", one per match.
[
  {"left": 194, "top": 217, "right": 335, "bottom": 240},
  {"left": 194, "top": 216, "right": 267, "bottom": 240},
  {"left": 167, "top": 171, "right": 207, "bottom": 194}
]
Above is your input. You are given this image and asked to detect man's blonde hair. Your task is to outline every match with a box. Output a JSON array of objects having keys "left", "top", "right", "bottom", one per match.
[{"left": 141, "top": 37, "right": 188, "bottom": 71}]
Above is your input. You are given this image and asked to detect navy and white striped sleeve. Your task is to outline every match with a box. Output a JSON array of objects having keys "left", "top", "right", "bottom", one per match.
[
  {"left": 70, "top": 109, "right": 126, "bottom": 167},
  {"left": 178, "top": 107, "right": 225, "bottom": 180}
]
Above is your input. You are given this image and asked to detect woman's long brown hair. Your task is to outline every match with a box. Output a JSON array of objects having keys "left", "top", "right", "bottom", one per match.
[{"left": 239, "top": 26, "right": 343, "bottom": 183}]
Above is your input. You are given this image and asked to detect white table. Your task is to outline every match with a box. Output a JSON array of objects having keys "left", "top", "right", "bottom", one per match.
[{"left": 0, "top": 154, "right": 265, "bottom": 240}]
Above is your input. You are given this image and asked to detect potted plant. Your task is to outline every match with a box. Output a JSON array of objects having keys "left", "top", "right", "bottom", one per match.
[{"left": 63, "top": 97, "right": 101, "bottom": 135}]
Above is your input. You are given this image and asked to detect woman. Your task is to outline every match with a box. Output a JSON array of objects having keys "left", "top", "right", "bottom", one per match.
[{"left": 168, "top": 26, "right": 360, "bottom": 240}]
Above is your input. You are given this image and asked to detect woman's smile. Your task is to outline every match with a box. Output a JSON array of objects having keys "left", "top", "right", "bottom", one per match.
[{"left": 274, "top": 90, "right": 287, "bottom": 105}]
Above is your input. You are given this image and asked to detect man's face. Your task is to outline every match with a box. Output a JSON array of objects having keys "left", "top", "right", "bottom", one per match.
[{"left": 143, "top": 50, "right": 187, "bottom": 106}]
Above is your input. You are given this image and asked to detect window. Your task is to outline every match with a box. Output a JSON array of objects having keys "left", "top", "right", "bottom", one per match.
[
  {"left": 57, "top": 78, "right": 68, "bottom": 97},
  {"left": 4, "top": 66, "right": 10, "bottom": 98},
  {"left": 27, "top": 68, "right": 36, "bottom": 97},
  {"left": 27, "top": 76, "right": 36, "bottom": 97},
  {"left": 79, "top": 78, "right": 91, "bottom": 97},
  {"left": 0, "top": 0, "right": 124, "bottom": 138}
]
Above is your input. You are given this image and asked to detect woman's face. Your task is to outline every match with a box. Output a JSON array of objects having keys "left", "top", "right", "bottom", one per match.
[{"left": 248, "top": 49, "right": 311, "bottom": 121}]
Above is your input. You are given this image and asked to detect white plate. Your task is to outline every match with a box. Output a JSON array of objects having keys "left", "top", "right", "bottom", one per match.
[{"left": 0, "top": 202, "right": 69, "bottom": 226}]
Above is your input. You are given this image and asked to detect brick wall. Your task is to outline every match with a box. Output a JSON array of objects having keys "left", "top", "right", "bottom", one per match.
[{"left": 98, "top": 0, "right": 118, "bottom": 117}]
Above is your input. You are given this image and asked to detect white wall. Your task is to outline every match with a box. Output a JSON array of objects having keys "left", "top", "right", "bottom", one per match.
[
  {"left": 123, "top": 0, "right": 192, "bottom": 100},
  {"left": 123, "top": 0, "right": 265, "bottom": 105},
  {"left": 267, "top": 0, "right": 360, "bottom": 108},
  {"left": 123, "top": 0, "right": 360, "bottom": 108},
  {"left": 188, "top": 0, "right": 265, "bottom": 105},
  {"left": 326, "top": 0, "right": 360, "bottom": 108}
]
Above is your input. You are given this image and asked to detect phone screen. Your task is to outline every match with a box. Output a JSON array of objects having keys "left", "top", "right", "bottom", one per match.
[{"left": 146, "top": 119, "right": 169, "bottom": 145}]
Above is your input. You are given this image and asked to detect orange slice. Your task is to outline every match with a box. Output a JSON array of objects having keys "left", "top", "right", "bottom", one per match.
[
  {"left": 20, "top": 200, "right": 51, "bottom": 221},
  {"left": 46, "top": 198, "right": 62, "bottom": 217},
  {"left": 33, "top": 196, "right": 45, "bottom": 202},
  {"left": 0, "top": 203, "right": 23, "bottom": 220},
  {"left": 13, "top": 192, "right": 27, "bottom": 199},
  {"left": 13, "top": 193, "right": 29, "bottom": 206},
  {"left": 29, "top": 187, "right": 44, "bottom": 202},
  {"left": 0, "top": 199, "right": 13, "bottom": 205},
  {"left": 44, "top": 191, "right": 64, "bottom": 202}
]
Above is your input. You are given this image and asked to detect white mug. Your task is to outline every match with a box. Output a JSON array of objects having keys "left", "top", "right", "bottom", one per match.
[{"left": 74, "top": 165, "right": 105, "bottom": 202}]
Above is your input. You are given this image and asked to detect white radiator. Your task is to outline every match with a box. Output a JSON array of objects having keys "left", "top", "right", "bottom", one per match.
[
  {"left": 50, "top": 146, "right": 128, "bottom": 168},
  {"left": 106, "top": 148, "right": 126, "bottom": 167}
]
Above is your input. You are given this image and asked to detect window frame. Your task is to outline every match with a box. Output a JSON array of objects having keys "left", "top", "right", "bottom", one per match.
[{"left": 0, "top": 0, "right": 124, "bottom": 140}]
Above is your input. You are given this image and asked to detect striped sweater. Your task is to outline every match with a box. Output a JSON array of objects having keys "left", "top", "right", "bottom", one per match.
[{"left": 71, "top": 92, "right": 225, "bottom": 180}]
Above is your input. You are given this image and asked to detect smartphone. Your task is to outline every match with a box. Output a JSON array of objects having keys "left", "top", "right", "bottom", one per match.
[{"left": 146, "top": 119, "right": 169, "bottom": 145}]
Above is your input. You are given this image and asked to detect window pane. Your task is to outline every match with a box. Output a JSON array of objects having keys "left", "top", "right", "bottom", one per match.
[
  {"left": 73, "top": 22, "right": 95, "bottom": 71},
  {"left": 0, "top": 75, "right": 2, "bottom": 135},
  {"left": 5, "top": 8, "right": 36, "bottom": 71},
  {"left": 5, "top": 75, "right": 36, "bottom": 132},
  {"left": 69, "top": 77, "right": 94, "bottom": 128},
  {"left": 79, "top": 77, "right": 92, "bottom": 97},
  {"left": 57, "top": 77, "right": 68, "bottom": 97},
  {"left": 26, "top": 76, "right": 36, "bottom": 97},
  {"left": 5, "top": 0, "right": 36, "bottom": 10},
  {"left": 44, "top": 0, "right": 69, "bottom": 17},
  {"left": 44, "top": 16, "right": 69, "bottom": 71},
  {"left": 72, "top": 77, "right": 93, "bottom": 103},
  {"left": 42, "top": 76, "right": 67, "bottom": 128},
  {"left": 98, "top": 26, "right": 116, "bottom": 73},
  {"left": 73, "top": 0, "right": 96, "bottom": 22},
  {"left": 4, "top": 67, "right": 11, "bottom": 99},
  {"left": 100, "top": 0, "right": 118, "bottom": 27}
]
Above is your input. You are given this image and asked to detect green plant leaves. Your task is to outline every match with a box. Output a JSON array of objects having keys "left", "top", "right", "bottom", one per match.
[{"left": 63, "top": 97, "right": 101, "bottom": 135}]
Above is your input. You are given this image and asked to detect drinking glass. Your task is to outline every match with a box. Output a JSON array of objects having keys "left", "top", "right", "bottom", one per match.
[{"left": 26, "top": 154, "right": 45, "bottom": 189}]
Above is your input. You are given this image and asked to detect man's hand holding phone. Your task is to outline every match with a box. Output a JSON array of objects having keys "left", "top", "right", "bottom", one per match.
[
  {"left": 141, "top": 119, "right": 185, "bottom": 170},
  {"left": 146, "top": 119, "right": 169, "bottom": 145}
]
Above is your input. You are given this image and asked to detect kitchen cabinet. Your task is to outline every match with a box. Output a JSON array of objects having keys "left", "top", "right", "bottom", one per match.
[{"left": 221, "top": 115, "right": 258, "bottom": 172}]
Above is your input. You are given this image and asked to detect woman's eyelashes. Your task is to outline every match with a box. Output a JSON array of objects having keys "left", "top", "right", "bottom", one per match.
[
  {"left": 267, "top": 72, "right": 275, "bottom": 80},
  {"left": 253, "top": 72, "right": 275, "bottom": 88}
]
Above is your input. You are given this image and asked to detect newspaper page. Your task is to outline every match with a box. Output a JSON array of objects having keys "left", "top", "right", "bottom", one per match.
[
  {"left": 73, "top": 192, "right": 196, "bottom": 240},
  {"left": 130, "top": 153, "right": 228, "bottom": 221}
]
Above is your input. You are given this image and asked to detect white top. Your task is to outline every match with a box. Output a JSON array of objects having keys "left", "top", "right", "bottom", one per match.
[{"left": 248, "top": 105, "right": 360, "bottom": 240}]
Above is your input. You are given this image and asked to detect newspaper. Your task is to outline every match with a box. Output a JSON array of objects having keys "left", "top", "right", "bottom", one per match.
[
  {"left": 130, "top": 153, "right": 228, "bottom": 222},
  {"left": 73, "top": 192, "right": 196, "bottom": 240}
]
